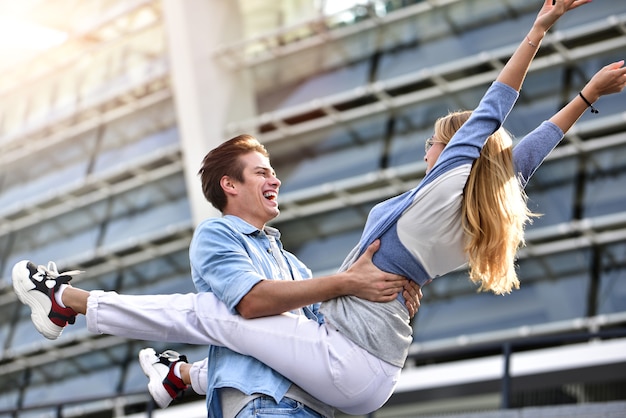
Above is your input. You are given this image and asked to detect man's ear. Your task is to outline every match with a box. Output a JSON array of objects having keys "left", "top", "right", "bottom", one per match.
[{"left": 221, "top": 176, "right": 237, "bottom": 196}]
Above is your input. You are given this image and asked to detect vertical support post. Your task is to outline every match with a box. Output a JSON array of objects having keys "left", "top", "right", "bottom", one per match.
[
  {"left": 501, "top": 342, "right": 512, "bottom": 409},
  {"left": 161, "top": 0, "right": 257, "bottom": 225}
]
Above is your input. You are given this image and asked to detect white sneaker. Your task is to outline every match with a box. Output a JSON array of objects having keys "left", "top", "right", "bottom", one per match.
[
  {"left": 12, "top": 260, "right": 81, "bottom": 340},
  {"left": 139, "top": 348, "right": 189, "bottom": 408}
]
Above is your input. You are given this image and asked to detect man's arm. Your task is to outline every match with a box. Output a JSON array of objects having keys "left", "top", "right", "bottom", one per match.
[{"left": 237, "top": 240, "right": 418, "bottom": 319}]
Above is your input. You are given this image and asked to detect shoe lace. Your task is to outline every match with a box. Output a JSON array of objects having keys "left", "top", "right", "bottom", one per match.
[
  {"left": 160, "top": 350, "right": 188, "bottom": 364},
  {"left": 37, "top": 261, "right": 83, "bottom": 284}
]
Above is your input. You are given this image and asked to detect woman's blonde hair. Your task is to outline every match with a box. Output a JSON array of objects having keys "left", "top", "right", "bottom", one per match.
[{"left": 433, "top": 110, "right": 537, "bottom": 294}]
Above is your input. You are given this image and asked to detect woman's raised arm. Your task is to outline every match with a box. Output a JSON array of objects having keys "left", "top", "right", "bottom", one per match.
[
  {"left": 496, "top": 0, "right": 591, "bottom": 91},
  {"left": 550, "top": 61, "right": 626, "bottom": 134}
]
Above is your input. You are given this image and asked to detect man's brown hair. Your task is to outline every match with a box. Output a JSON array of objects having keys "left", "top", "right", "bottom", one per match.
[{"left": 198, "top": 134, "right": 269, "bottom": 212}]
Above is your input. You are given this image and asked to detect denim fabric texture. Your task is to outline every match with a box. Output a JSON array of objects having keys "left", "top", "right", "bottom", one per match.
[{"left": 235, "top": 396, "right": 324, "bottom": 418}]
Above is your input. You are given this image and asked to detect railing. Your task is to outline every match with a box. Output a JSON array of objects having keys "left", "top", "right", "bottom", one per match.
[
  {"left": 497, "top": 328, "right": 626, "bottom": 409},
  {"left": 1, "top": 328, "right": 624, "bottom": 417},
  {"left": 389, "top": 327, "right": 626, "bottom": 417}
]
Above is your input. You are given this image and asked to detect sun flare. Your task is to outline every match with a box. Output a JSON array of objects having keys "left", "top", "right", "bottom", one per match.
[{"left": 0, "top": 16, "right": 67, "bottom": 51}]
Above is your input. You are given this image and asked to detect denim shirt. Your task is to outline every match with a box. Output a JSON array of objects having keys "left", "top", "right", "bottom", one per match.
[{"left": 189, "top": 215, "right": 320, "bottom": 417}]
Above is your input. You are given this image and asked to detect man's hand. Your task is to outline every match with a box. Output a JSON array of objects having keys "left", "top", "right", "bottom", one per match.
[
  {"left": 403, "top": 280, "right": 422, "bottom": 318},
  {"left": 237, "top": 239, "right": 424, "bottom": 319},
  {"left": 345, "top": 240, "right": 410, "bottom": 303}
]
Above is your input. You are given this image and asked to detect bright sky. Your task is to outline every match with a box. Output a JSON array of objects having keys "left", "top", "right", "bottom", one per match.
[
  {"left": 0, "top": 0, "right": 364, "bottom": 70},
  {"left": 0, "top": 16, "right": 67, "bottom": 49},
  {"left": 0, "top": 15, "right": 67, "bottom": 70}
]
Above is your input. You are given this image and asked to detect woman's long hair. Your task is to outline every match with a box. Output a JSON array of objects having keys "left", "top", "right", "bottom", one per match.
[{"left": 433, "top": 111, "right": 537, "bottom": 294}]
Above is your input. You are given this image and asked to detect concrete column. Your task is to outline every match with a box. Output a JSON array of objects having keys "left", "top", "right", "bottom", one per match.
[{"left": 161, "top": 0, "right": 256, "bottom": 225}]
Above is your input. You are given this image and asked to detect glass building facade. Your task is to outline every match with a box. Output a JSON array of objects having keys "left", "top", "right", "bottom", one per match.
[{"left": 0, "top": 1, "right": 625, "bottom": 417}]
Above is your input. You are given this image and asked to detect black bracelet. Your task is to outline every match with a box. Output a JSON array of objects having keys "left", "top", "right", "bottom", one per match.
[{"left": 579, "top": 91, "right": 599, "bottom": 114}]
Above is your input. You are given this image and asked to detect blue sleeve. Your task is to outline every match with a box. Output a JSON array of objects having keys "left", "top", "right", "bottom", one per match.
[
  {"left": 513, "top": 120, "right": 564, "bottom": 188},
  {"left": 425, "top": 81, "right": 519, "bottom": 183},
  {"left": 189, "top": 220, "right": 264, "bottom": 313}
]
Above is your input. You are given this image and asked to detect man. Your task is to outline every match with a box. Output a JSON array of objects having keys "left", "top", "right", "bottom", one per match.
[
  {"left": 14, "top": 134, "right": 421, "bottom": 418},
  {"left": 139, "top": 134, "right": 421, "bottom": 417}
]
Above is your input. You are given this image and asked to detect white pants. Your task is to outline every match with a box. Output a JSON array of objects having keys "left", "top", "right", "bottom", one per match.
[
  {"left": 189, "top": 357, "right": 208, "bottom": 394},
  {"left": 86, "top": 291, "right": 401, "bottom": 415}
]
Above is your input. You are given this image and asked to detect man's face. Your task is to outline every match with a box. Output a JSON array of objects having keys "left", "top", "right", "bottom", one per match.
[{"left": 224, "top": 151, "right": 281, "bottom": 229}]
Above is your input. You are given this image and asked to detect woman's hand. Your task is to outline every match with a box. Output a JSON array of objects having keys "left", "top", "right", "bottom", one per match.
[
  {"left": 581, "top": 60, "right": 626, "bottom": 103},
  {"left": 534, "top": 0, "right": 591, "bottom": 34},
  {"left": 549, "top": 60, "right": 626, "bottom": 135}
]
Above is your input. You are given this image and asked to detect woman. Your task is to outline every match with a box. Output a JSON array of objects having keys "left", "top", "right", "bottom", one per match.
[{"left": 12, "top": 0, "right": 626, "bottom": 414}]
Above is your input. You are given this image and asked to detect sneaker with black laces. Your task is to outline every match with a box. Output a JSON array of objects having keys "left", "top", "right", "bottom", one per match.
[
  {"left": 139, "top": 348, "right": 189, "bottom": 408},
  {"left": 12, "top": 260, "right": 81, "bottom": 340}
]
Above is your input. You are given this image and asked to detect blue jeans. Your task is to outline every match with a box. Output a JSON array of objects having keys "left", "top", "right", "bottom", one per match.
[{"left": 235, "top": 396, "right": 324, "bottom": 418}]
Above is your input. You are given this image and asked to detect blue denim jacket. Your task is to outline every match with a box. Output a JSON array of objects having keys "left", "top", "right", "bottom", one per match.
[{"left": 189, "top": 215, "right": 321, "bottom": 417}]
